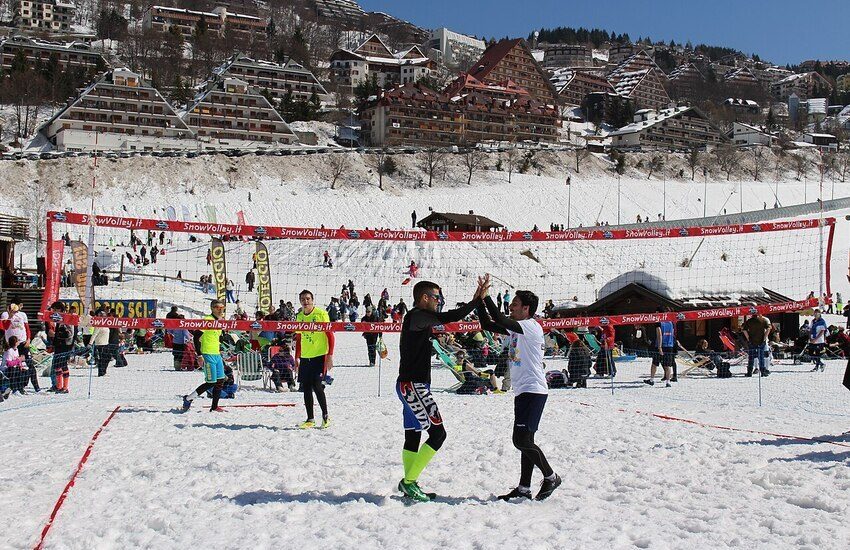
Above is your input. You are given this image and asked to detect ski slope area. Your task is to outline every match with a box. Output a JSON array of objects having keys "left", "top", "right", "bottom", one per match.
[{"left": 3, "top": 351, "right": 849, "bottom": 549}]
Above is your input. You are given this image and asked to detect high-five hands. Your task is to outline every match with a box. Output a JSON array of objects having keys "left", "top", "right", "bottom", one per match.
[{"left": 475, "top": 273, "right": 491, "bottom": 301}]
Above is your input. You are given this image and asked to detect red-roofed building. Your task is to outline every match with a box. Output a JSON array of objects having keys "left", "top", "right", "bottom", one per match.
[
  {"left": 361, "top": 81, "right": 559, "bottom": 147},
  {"left": 467, "top": 38, "right": 558, "bottom": 104},
  {"left": 444, "top": 73, "right": 530, "bottom": 101}
]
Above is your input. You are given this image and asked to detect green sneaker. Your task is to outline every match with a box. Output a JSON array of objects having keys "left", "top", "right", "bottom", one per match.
[{"left": 398, "top": 479, "right": 430, "bottom": 502}]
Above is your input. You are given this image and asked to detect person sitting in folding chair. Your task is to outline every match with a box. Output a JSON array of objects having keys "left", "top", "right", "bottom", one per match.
[{"left": 270, "top": 345, "right": 296, "bottom": 392}]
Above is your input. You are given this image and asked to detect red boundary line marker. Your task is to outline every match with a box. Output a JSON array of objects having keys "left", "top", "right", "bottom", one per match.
[
  {"left": 577, "top": 401, "right": 850, "bottom": 448},
  {"left": 34, "top": 405, "right": 121, "bottom": 550},
  {"left": 222, "top": 403, "right": 297, "bottom": 409}
]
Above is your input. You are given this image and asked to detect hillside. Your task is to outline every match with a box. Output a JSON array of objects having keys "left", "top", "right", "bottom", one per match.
[{"left": 1, "top": 149, "right": 847, "bottom": 314}]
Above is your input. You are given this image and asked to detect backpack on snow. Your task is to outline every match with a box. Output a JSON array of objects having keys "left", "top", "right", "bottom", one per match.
[{"left": 546, "top": 370, "right": 569, "bottom": 388}]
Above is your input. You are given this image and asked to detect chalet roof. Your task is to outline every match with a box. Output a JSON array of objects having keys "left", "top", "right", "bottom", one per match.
[
  {"left": 723, "top": 67, "right": 759, "bottom": 84},
  {"left": 548, "top": 68, "right": 613, "bottom": 94},
  {"left": 561, "top": 282, "right": 795, "bottom": 315},
  {"left": 354, "top": 33, "right": 395, "bottom": 58},
  {"left": 609, "top": 50, "right": 666, "bottom": 79},
  {"left": 668, "top": 63, "right": 705, "bottom": 82},
  {"left": 417, "top": 211, "right": 503, "bottom": 228},
  {"left": 444, "top": 72, "right": 530, "bottom": 98},
  {"left": 468, "top": 38, "right": 523, "bottom": 81},
  {"left": 609, "top": 69, "right": 652, "bottom": 97}
]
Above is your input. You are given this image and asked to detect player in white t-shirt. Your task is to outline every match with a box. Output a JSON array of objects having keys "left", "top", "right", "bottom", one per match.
[{"left": 475, "top": 274, "right": 561, "bottom": 501}]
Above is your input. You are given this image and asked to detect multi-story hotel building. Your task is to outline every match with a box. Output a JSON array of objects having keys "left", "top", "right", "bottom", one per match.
[
  {"left": 13, "top": 0, "right": 75, "bottom": 32},
  {"left": 142, "top": 5, "right": 266, "bottom": 42},
  {"left": 39, "top": 68, "right": 196, "bottom": 151},
  {"left": 182, "top": 76, "right": 298, "bottom": 145},
  {"left": 549, "top": 68, "right": 615, "bottom": 107},
  {"left": 361, "top": 81, "right": 559, "bottom": 147},
  {"left": 213, "top": 53, "right": 329, "bottom": 104},
  {"left": 0, "top": 36, "right": 107, "bottom": 73},
  {"left": 608, "top": 106, "right": 728, "bottom": 150},
  {"left": 330, "top": 34, "right": 434, "bottom": 87},
  {"left": 426, "top": 27, "right": 485, "bottom": 68},
  {"left": 542, "top": 44, "right": 593, "bottom": 69},
  {"left": 467, "top": 38, "right": 559, "bottom": 104},
  {"left": 770, "top": 71, "right": 833, "bottom": 101}
]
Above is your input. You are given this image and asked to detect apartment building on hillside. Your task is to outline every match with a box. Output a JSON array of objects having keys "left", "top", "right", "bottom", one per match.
[
  {"left": 39, "top": 68, "right": 196, "bottom": 151},
  {"left": 0, "top": 36, "right": 107, "bottom": 73},
  {"left": 213, "top": 53, "right": 329, "bottom": 104},
  {"left": 330, "top": 34, "right": 433, "bottom": 88},
  {"left": 182, "top": 76, "right": 299, "bottom": 146},
  {"left": 467, "top": 38, "right": 558, "bottom": 104},
  {"left": 13, "top": 0, "right": 75, "bottom": 32},
  {"left": 608, "top": 106, "right": 728, "bottom": 150},
  {"left": 142, "top": 5, "right": 266, "bottom": 42}
]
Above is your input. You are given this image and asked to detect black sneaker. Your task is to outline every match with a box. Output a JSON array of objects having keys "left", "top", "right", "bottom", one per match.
[
  {"left": 498, "top": 487, "right": 532, "bottom": 501},
  {"left": 760, "top": 370, "right": 770, "bottom": 377},
  {"left": 669, "top": 377, "right": 678, "bottom": 382},
  {"left": 536, "top": 474, "right": 562, "bottom": 501},
  {"left": 643, "top": 379, "right": 655, "bottom": 386}
]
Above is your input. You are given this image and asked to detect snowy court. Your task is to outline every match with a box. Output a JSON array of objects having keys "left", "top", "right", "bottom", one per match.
[{"left": 4, "top": 336, "right": 849, "bottom": 550}]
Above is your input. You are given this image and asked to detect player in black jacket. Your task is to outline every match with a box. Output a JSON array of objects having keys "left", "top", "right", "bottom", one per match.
[{"left": 395, "top": 279, "right": 484, "bottom": 502}]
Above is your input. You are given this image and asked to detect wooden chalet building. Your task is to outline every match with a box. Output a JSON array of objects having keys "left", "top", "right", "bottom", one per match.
[
  {"left": 551, "top": 282, "right": 800, "bottom": 351},
  {"left": 417, "top": 211, "right": 503, "bottom": 232}
]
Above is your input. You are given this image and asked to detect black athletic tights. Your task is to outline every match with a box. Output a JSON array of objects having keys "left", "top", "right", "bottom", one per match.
[
  {"left": 404, "top": 424, "right": 446, "bottom": 452},
  {"left": 513, "top": 427, "right": 553, "bottom": 487},
  {"left": 302, "top": 375, "right": 328, "bottom": 420},
  {"left": 194, "top": 380, "right": 224, "bottom": 410}
]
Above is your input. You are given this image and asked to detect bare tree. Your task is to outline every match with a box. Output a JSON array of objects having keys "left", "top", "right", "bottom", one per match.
[
  {"left": 504, "top": 147, "right": 520, "bottom": 182},
  {"left": 462, "top": 147, "right": 486, "bottom": 185},
  {"left": 647, "top": 153, "right": 664, "bottom": 179},
  {"left": 837, "top": 149, "right": 850, "bottom": 182},
  {"left": 24, "top": 175, "right": 52, "bottom": 257},
  {"left": 326, "top": 153, "right": 350, "bottom": 190},
  {"left": 791, "top": 153, "right": 809, "bottom": 181},
  {"left": 417, "top": 149, "right": 447, "bottom": 188},
  {"left": 366, "top": 149, "right": 389, "bottom": 190},
  {"left": 751, "top": 146, "right": 770, "bottom": 181},
  {"left": 687, "top": 147, "right": 701, "bottom": 180},
  {"left": 713, "top": 144, "right": 738, "bottom": 181},
  {"left": 574, "top": 142, "right": 590, "bottom": 174}
]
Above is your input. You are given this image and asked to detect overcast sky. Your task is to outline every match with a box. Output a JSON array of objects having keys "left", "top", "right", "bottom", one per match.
[{"left": 359, "top": 0, "right": 849, "bottom": 66}]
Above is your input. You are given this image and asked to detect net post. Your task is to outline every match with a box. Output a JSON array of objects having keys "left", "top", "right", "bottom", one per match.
[{"left": 376, "top": 336, "right": 383, "bottom": 398}]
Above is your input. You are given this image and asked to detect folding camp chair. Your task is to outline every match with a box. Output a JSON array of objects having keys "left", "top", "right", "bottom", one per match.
[
  {"left": 236, "top": 351, "right": 263, "bottom": 383},
  {"left": 677, "top": 353, "right": 714, "bottom": 377},
  {"left": 718, "top": 331, "right": 747, "bottom": 364},
  {"left": 583, "top": 333, "right": 602, "bottom": 353},
  {"left": 431, "top": 340, "right": 466, "bottom": 388},
  {"left": 262, "top": 346, "right": 281, "bottom": 390}
]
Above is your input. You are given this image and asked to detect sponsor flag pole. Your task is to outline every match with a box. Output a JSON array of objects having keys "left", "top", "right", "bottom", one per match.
[{"left": 255, "top": 241, "right": 272, "bottom": 314}]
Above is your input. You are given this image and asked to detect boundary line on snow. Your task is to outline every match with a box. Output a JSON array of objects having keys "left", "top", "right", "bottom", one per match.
[
  {"left": 222, "top": 403, "right": 296, "bottom": 409},
  {"left": 33, "top": 405, "right": 121, "bottom": 550},
  {"left": 576, "top": 402, "right": 850, "bottom": 448}
]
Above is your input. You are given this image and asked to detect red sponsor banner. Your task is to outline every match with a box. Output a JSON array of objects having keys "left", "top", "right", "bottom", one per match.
[
  {"left": 37, "top": 298, "right": 819, "bottom": 332},
  {"left": 42, "top": 239, "right": 65, "bottom": 310},
  {"left": 46, "top": 211, "right": 834, "bottom": 243}
]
